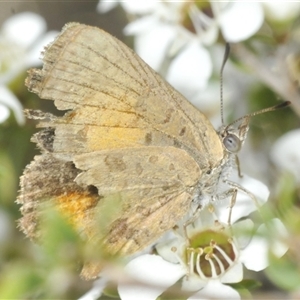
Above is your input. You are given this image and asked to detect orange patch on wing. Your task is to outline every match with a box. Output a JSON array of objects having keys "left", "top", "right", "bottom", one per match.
[{"left": 55, "top": 191, "right": 98, "bottom": 231}]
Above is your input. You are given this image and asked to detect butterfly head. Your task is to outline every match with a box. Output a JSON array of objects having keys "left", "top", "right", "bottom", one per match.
[
  {"left": 218, "top": 101, "right": 290, "bottom": 156},
  {"left": 218, "top": 116, "right": 250, "bottom": 154}
]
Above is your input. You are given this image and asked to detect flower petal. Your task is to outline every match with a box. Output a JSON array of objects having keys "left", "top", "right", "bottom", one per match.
[
  {"left": 241, "top": 218, "right": 288, "bottom": 272},
  {"left": 240, "top": 221, "right": 271, "bottom": 272},
  {"left": 189, "top": 5, "right": 218, "bottom": 45},
  {"left": 0, "top": 103, "right": 10, "bottom": 123},
  {"left": 78, "top": 277, "right": 108, "bottom": 300},
  {"left": 188, "top": 280, "right": 241, "bottom": 300},
  {"left": 2, "top": 12, "right": 46, "bottom": 48},
  {"left": 0, "top": 85, "right": 24, "bottom": 124},
  {"left": 97, "top": 1, "right": 118, "bottom": 13},
  {"left": 219, "top": 2, "right": 264, "bottom": 42},
  {"left": 130, "top": 20, "right": 176, "bottom": 71},
  {"left": 221, "top": 262, "right": 243, "bottom": 284},
  {"left": 232, "top": 219, "right": 254, "bottom": 249},
  {"left": 181, "top": 275, "right": 206, "bottom": 292},
  {"left": 121, "top": 0, "right": 158, "bottom": 14},
  {"left": 166, "top": 41, "right": 212, "bottom": 100},
  {"left": 266, "top": 218, "right": 289, "bottom": 258},
  {"left": 124, "top": 15, "right": 158, "bottom": 36},
  {"left": 155, "top": 234, "right": 184, "bottom": 264},
  {"left": 118, "top": 254, "right": 185, "bottom": 300}
]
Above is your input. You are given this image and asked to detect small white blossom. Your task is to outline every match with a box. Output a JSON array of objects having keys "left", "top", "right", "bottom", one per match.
[
  {"left": 78, "top": 277, "right": 108, "bottom": 300},
  {"left": 80, "top": 174, "right": 288, "bottom": 300},
  {"left": 118, "top": 212, "right": 287, "bottom": 300},
  {"left": 0, "top": 86, "right": 23, "bottom": 124},
  {"left": 0, "top": 12, "right": 58, "bottom": 124},
  {"left": 214, "top": 2, "right": 263, "bottom": 43}
]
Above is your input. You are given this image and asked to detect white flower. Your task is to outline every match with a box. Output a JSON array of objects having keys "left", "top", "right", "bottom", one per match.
[
  {"left": 0, "top": 12, "right": 58, "bottom": 124},
  {"left": 80, "top": 174, "right": 288, "bottom": 300},
  {"left": 240, "top": 218, "right": 288, "bottom": 272},
  {"left": 213, "top": 2, "right": 264, "bottom": 43},
  {"left": 97, "top": 1, "right": 264, "bottom": 114},
  {"left": 118, "top": 213, "right": 288, "bottom": 300},
  {"left": 0, "top": 86, "right": 23, "bottom": 124},
  {"left": 78, "top": 277, "right": 108, "bottom": 300},
  {"left": 117, "top": 218, "right": 247, "bottom": 300},
  {"left": 270, "top": 129, "right": 300, "bottom": 182}
]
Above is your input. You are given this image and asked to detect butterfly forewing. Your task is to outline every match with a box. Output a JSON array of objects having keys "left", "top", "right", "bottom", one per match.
[{"left": 26, "top": 23, "right": 223, "bottom": 167}]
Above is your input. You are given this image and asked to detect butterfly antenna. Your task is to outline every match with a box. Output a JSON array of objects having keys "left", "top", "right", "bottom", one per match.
[
  {"left": 220, "top": 43, "right": 230, "bottom": 125},
  {"left": 226, "top": 100, "right": 291, "bottom": 129}
]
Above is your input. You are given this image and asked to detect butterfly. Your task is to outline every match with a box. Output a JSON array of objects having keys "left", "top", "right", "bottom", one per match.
[{"left": 17, "top": 23, "right": 289, "bottom": 279}]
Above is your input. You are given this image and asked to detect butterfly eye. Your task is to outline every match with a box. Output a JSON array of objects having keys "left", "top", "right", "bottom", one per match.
[{"left": 223, "top": 134, "right": 241, "bottom": 153}]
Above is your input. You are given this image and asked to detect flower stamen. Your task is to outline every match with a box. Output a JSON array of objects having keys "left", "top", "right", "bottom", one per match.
[
  {"left": 214, "top": 244, "right": 234, "bottom": 266},
  {"left": 212, "top": 253, "right": 225, "bottom": 274},
  {"left": 207, "top": 258, "right": 217, "bottom": 278},
  {"left": 184, "top": 229, "right": 238, "bottom": 279}
]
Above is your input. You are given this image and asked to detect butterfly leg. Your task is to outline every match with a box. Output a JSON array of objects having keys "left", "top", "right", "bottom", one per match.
[
  {"left": 227, "top": 188, "right": 238, "bottom": 226},
  {"left": 223, "top": 179, "right": 260, "bottom": 226},
  {"left": 212, "top": 188, "right": 237, "bottom": 227},
  {"left": 235, "top": 155, "right": 243, "bottom": 178},
  {"left": 225, "top": 179, "right": 259, "bottom": 208}
]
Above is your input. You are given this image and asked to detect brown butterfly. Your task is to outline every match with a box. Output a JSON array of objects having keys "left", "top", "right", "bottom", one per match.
[{"left": 17, "top": 23, "right": 289, "bottom": 279}]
